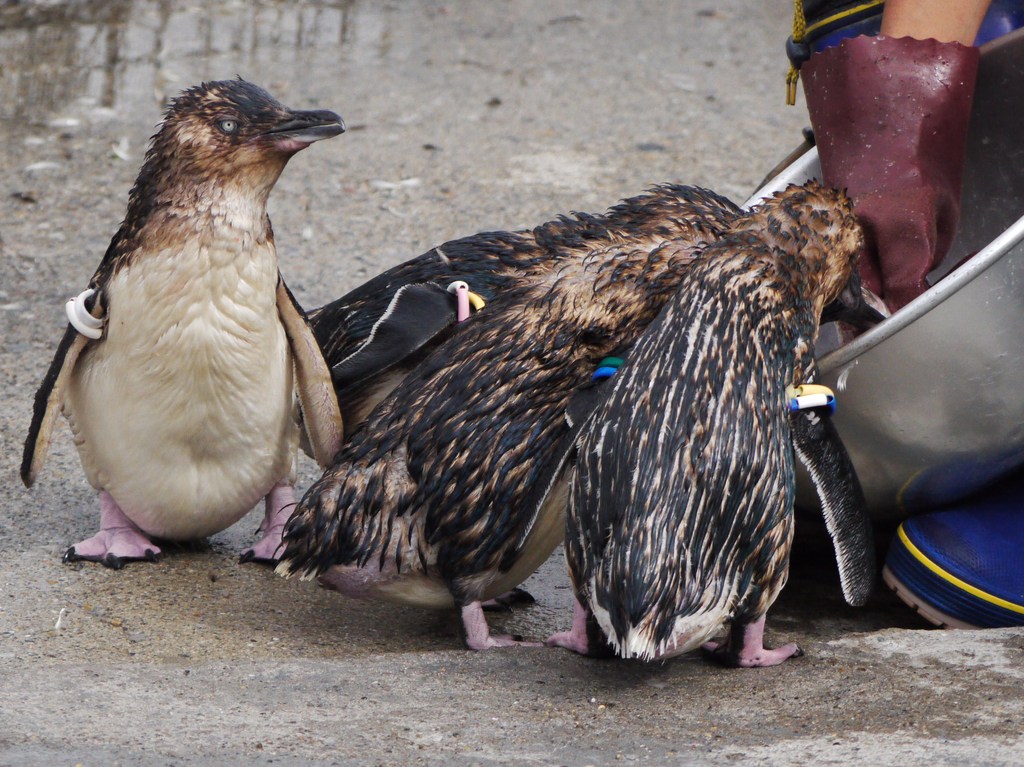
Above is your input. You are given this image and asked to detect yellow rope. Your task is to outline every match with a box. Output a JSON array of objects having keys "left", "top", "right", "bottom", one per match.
[
  {"left": 786, "top": 1, "right": 886, "bottom": 105},
  {"left": 786, "top": 0, "right": 807, "bottom": 105}
]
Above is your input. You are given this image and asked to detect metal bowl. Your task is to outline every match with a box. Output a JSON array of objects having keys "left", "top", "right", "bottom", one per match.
[{"left": 746, "top": 29, "right": 1024, "bottom": 519}]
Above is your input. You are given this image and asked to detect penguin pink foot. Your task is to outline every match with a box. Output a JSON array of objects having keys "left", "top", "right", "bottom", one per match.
[
  {"left": 240, "top": 482, "right": 296, "bottom": 564},
  {"left": 64, "top": 491, "right": 162, "bottom": 569},
  {"left": 546, "top": 599, "right": 592, "bottom": 654},
  {"left": 461, "top": 602, "right": 543, "bottom": 650},
  {"left": 546, "top": 599, "right": 616, "bottom": 657},
  {"left": 701, "top": 616, "right": 803, "bottom": 668}
]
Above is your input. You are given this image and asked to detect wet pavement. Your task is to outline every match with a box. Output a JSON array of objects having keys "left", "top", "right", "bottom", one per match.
[{"left": 1, "top": 1, "right": 1022, "bottom": 765}]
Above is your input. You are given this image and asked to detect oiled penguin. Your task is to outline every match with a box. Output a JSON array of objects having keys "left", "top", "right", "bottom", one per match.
[
  {"left": 549, "top": 181, "right": 876, "bottom": 665},
  {"left": 277, "top": 185, "right": 746, "bottom": 649}
]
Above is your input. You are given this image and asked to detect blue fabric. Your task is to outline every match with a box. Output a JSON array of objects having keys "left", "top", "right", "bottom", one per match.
[
  {"left": 811, "top": 17, "right": 881, "bottom": 53},
  {"left": 808, "top": 0, "right": 1024, "bottom": 54},
  {"left": 886, "top": 473, "right": 1024, "bottom": 627},
  {"left": 977, "top": 0, "right": 1024, "bottom": 45},
  {"left": 886, "top": 537, "right": 1023, "bottom": 627}
]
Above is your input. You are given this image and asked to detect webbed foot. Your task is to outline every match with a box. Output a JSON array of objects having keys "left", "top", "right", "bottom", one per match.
[
  {"left": 64, "top": 491, "right": 162, "bottom": 569},
  {"left": 461, "top": 601, "right": 543, "bottom": 650},
  {"left": 546, "top": 598, "right": 616, "bottom": 658},
  {"left": 701, "top": 615, "right": 803, "bottom": 668},
  {"left": 240, "top": 481, "right": 296, "bottom": 564}
]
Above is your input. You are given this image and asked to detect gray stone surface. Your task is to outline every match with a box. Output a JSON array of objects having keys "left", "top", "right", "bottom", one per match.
[{"left": 1, "top": 2, "right": 1022, "bottom": 765}]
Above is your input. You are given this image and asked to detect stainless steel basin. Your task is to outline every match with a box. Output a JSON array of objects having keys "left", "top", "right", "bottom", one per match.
[{"left": 746, "top": 29, "right": 1024, "bottom": 519}]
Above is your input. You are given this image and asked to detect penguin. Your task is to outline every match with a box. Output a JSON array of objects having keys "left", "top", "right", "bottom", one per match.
[
  {"left": 21, "top": 79, "right": 345, "bottom": 568},
  {"left": 547, "top": 181, "right": 877, "bottom": 665},
  {"left": 276, "top": 184, "right": 746, "bottom": 649}
]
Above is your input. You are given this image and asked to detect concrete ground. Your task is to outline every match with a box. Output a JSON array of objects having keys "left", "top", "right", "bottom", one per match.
[{"left": 1, "top": 1, "right": 1022, "bottom": 765}]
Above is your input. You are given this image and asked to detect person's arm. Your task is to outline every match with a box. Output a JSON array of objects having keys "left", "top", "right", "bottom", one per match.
[{"left": 880, "top": 0, "right": 991, "bottom": 45}]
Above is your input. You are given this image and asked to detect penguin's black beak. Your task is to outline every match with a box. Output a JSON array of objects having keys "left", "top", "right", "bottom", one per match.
[
  {"left": 821, "top": 271, "right": 888, "bottom": 330},
  {"left": 261, "top": 109, "right": 345, "bottom": 149}
]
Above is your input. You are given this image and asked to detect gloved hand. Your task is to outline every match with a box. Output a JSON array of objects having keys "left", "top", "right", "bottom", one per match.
[{"left": 801, "top": 35, "right": 980, "bottom": 311}]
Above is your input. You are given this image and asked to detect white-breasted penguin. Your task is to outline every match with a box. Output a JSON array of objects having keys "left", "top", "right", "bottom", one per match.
[
  {"left": 548, "top": 181, "right": 877, "bottom": 665},
  {"left": 21, "top": 79, "right": 345, "bottom": 568}
]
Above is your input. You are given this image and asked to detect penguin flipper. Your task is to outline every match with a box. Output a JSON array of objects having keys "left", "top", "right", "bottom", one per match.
[
  {"left": 522, "top": 379, "right": 620, "bottom": 551},
  {"left": 21, "top": 324, "right": 92, "bottom": 488},
  {"left": 791, "top": 407, "right": 876, "bottom": 606},
  {"left": 564, "top": 383, "right": 609, "bottom": 432},
  {"left": 561, "top": 373, "right": 630, "bottom": 578},
  {"left": 277, "top": 275, "right": 344, "bottom": 468},
  {"left": 481, "top": 380, "right": 614, "bottom": 599},
  {"left": 329, "top": 283, "right": 460, "bottom": 391},
  {"left": 495, "top": 377, "right": 620, "bottom": 595}
]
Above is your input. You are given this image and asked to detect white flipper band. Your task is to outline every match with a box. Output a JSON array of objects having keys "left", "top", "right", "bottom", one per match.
[{"left": 65, "top": 288, "right": 104, "bottom": 340}]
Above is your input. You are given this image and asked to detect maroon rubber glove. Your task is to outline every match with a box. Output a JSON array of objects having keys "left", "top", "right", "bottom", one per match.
[{"left": 801, "top": 35, "right": 979, "bottom": 311}]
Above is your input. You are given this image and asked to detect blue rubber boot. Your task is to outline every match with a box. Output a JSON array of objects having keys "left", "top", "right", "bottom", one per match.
[{"left": 883, "top": 477, "right": 1024, "bottom": 628}]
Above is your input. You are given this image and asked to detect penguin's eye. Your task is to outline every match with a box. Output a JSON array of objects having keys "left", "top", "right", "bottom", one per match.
[{"left": 217, "top": 118, "right": 239, "bottom": 135}]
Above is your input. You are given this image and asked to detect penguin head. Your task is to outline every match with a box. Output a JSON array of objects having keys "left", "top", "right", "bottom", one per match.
[
  {"left": 759, "top": 181, "right": 868, "bottom": 319},
  {"left": 803, "top": 188, "right": 888, "bottom": 328},
  {"left": 137, "top": 79, "right": 345, "bottom": 201},
  {"left": 809, "top": 188, "right": 865, "bottom": 312},
  {"left": 792, "top": 183, "right": 887, "bottom": 329}
]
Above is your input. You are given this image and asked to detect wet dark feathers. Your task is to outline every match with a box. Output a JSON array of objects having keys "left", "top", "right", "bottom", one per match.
[
  {"left": 566, "top": 182, "right": 862, "bottom": 650},
  {"left": 568, "top": 254, "right": 811, "bottom": 648},
  {"left": 281, "top": 184, "right": 744, "bottom": 601}
]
